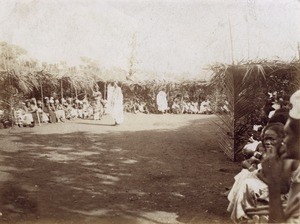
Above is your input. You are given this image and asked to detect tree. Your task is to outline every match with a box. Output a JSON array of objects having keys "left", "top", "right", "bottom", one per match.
[
  {"left": 126, "top": 33, "right": 138, "bottom": 82},
  {"left": 0, "top": 42, "right": 39, "bottom": 118}
]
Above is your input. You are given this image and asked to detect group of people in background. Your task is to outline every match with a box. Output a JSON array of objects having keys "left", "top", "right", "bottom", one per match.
[
  {"left": 226, "top": 89, "right": 300, "bottom": 223},
  {"left": 123, "top": 88, "right": 214, "bottom": 115},
  {"left": 155, "top": 88, "right": 213, "bottom": 114},
  {"left": 1, "top": 81, "right": 124, "bottom": 128},
  {"left": 124, "top": 91, "right": 214, "bottom": 116},
  {"left": 171, "top": 98, "right": 213, "bottom": 114}
]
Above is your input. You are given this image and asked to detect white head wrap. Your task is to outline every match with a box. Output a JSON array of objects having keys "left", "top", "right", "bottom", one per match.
[{"left": 289, "top": 90, "right": 300, "bottom": 119}]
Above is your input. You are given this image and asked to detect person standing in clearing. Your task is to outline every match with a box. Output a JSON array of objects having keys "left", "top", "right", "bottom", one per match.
[
  {"left": 156, "top": 88, "right": 169, "bottom": 114},
  {"left": 109, "top": 82, "right": 124, "bottom": 125},
  {"left": 92, "top": 84, "right": 104, "bottom": 120}
]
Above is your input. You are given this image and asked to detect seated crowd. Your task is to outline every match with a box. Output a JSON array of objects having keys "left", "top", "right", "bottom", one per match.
[
  {"left": 123, "top": 97, "right": 214, "bottom": 114},
  {"left": 226, "top": 90, "right": 300, "bottom": 223},
  {"left": 11, "top": 95, "right": 105, "bottom": 128},
  {"left": 124, "top": 99, "right": 150, "bottom": 114},
  {"left": 171, "top": 98, "right": 213, "bottom": 114}
]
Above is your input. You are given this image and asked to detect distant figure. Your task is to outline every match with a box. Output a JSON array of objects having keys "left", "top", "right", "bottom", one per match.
[
  {"left": 92, "top": 84, "right": 104, "bottom": 120},
  {"left": 108, "top": 82, "right": 124, "bottom": 125},
  {"left": 156, "top": 88, "right": 169, "bottom": 114},
  {"left": 199, "top": 99, "right": 212, "bottom": 114},
  {"left": 171, "top": 98, "right": 181, "bottom": 114}
]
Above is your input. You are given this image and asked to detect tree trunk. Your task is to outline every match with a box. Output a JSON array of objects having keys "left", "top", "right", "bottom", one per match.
[
  {"left": 61, "top": 80, "right": 63, "bottom": 99},
  {"left": 41, "top": 83, "right": 44, "bottom": 110}
]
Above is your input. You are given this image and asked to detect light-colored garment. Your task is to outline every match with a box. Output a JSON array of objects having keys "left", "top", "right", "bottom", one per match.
[
  {"left": 22, "top": 113, "right": 34, "bottom": 125},
  {"left": 286, "top": 164, "right": 300, "bottom": 223},
  {"left": 55, "top": 109, "right": 65, "bottom": 121},
  {"left": 156, "top": 91, "right": 168, "bottom": 112},
  {"left": 106, "top": 84, "right": 114, "bottom": 114},
  {"left": 109, "top": 86, "right": 124, "bottom": 124},
  {"left": 199, "top": 100, "right": 212, "bottom": 114},
  {"left": 227, "top": 169, "right": 268, "bottom": 223}
]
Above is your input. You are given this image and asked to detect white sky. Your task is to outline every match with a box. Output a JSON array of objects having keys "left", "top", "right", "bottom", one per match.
[{"left": 0, "top": 0, "right": 299, "bottom": 79}]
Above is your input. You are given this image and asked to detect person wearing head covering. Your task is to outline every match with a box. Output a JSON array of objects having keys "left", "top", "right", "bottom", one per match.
[
  {"left": 36, "top": 100, "right": 49, "bottom": 123},
  {"left": 21, "top": 100, "right": 35, "bottom": 127},
  {"left": 54, "top": 99, "right": 65, "bottom": 122},
  {"left": 156, "top": 88, "right": 169, "bottom": 114},
  {"left": 262, "top": 89, "right": 300, "bottom": 223},
  {"left": 108, "top": 82, "right": 124, "bottom": 125}
]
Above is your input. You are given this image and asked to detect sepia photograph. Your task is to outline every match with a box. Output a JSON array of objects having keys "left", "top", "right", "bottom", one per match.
[{"left": 0, "top": 0, "right": 299, "bottom": 223}]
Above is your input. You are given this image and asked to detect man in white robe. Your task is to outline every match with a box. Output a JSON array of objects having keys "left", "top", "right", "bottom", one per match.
[
  {"left": 156, "top": 89, "right": 169, "bottom": 113},
  {"left": 108, "top": 82, "right": 124, "bottom": 125}
]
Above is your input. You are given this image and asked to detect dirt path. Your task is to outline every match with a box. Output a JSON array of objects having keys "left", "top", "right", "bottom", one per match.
[{"left": 0, "top": 114, "right": 240, "bottom": 224}]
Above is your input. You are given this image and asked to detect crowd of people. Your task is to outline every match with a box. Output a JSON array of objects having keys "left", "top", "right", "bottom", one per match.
[
  {"left": 122, "top": 87, "right": 215, "bottom": 115},
  {"left": 226, "top": 89, "right": 300, "bottom": 223},
  {"left": 1, "top": 85, "right": 215, "bottom": 129},
  {"left": 0, "top": 82, "right": 125, "bottom": 128},
  {"left": 11, "top": 95, "right": 103, "bottom": 128},
  {"left": 1, "top": 83, "right": 299, "bottom": 223},
  {"left": 124, "top": 97, "right": 213, "bottom": 115}
]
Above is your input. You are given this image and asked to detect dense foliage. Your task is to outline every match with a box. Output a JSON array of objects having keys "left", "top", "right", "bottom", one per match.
[{"left": 209, "top": 61, "right": 300, "bottom": 161}]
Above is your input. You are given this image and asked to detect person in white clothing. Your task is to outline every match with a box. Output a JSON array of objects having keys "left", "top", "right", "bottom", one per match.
[
  {"left": 156, "top": 88, "right": 169, "bottom": 114},
  {"left": 108, "top": 82, "right": 124, "bottom": 125}
]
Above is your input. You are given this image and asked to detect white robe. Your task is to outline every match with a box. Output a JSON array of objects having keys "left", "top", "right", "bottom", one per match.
[
  {"left": 109, "top": 86, "right": 124, "bottom": 124},
  {"left": 156, "top": 91, "right": 168, "bottom": 112}
]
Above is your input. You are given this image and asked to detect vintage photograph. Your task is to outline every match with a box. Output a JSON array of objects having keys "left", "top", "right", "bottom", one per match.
[{"left": 0, "top": 0, "right": 299, "bottom": 223}]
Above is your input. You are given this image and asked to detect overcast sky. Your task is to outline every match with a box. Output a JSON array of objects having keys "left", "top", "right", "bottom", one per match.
[{"left": 0, "top": 0, "right": 299, "bottom": 79}]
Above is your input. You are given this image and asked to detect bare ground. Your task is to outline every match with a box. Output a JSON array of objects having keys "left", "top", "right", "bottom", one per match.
[{"left": 0, "top": 113, "right": 240, "bottom": 224}]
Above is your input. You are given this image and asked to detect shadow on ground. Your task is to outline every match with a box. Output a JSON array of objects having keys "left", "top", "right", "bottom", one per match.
[{"left": 0, "top": 115, "right": 239, "bottom": 224}]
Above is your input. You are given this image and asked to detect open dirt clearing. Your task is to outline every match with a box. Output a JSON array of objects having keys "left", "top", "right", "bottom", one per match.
[{"left": 0, "top": 114, "right": 239, "bottom": 224}]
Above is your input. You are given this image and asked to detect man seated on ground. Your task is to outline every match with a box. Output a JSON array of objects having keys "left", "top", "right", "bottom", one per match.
[
  {"left": 22, "top": 101, "right": 35, "bottom": 127},
  {"left": 199, "top": 99, "right": 212, "bottom": 114},
  {"left": 227, "top": 122, "right": 290, "bottom": 223},
  {"left": 54, "top": 99, "right": 65, "bottom": 122},
  {"left": 190, "top": 100, "right": 199, "bottom": 114},
  {"left": 136, "top": 100, "right": 149, "bottom": 114},
  {"left": 261, "top": 89, "right": 300, "bottom": 223},
  {"left": 37, "top": 100, "right": 49, "bottom": 123},
  {"left": 14, "top": 102, "right": 26, "bottom": 127},
  {"left": 124, "top": 99, "right": 136, "bottom": 113},
  {"left": 181, "top": 100, "right": 189, "bottom": 114},
  {"left": 171, "top": 99, "right": 181, "bottom": 114}
]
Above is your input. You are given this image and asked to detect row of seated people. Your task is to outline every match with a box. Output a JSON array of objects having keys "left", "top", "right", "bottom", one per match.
[
  {"left": 124, "top": 100, "right": 150, "bottom": 114},
  {"left": 13, "top": 97, "right": 105, "bottom": 127},
  {"left": 124, "top": 98, "right": 214, "bottom": 114},
  {"left": 171, "top": 99, "right": 213, "bottom": 114},
  {"left": 226, "top": 92, "right": 300, "bottom": 223}
]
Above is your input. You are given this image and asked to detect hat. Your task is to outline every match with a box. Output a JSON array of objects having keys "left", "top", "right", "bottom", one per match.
[{"left": 289, "top": 90, "right": 300, "bottom": 119}]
